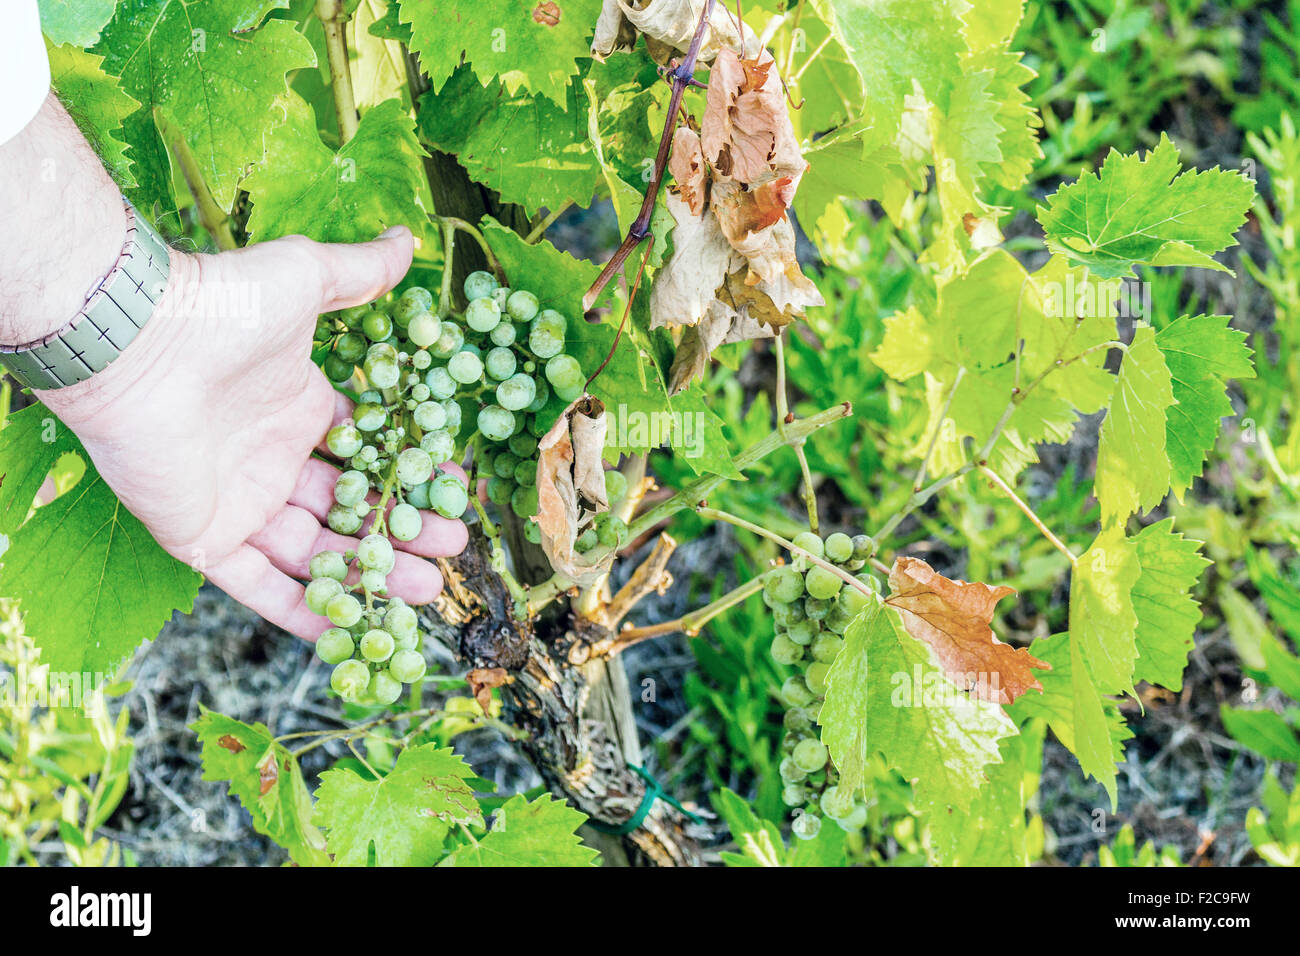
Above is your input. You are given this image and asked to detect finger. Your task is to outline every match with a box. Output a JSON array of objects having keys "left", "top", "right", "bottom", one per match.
[
  {"left": 312, "top": 226, "right": 415, "bottom": 312},
  {"left": 205, "top": 545, "right": 330, "bottom": 641},
  {"left": 247, "top": 504, "right": 444, "bottom": 605},
  {"left": 291, "top": 457, "right": 346, "bottom": 521}
]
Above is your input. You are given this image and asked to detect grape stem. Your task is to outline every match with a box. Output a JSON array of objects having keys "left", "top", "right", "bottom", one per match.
[
  {"left": 316, "top": 0, "right": 359, "bottom": 143},
  {"left": 524, "top": 201, "right": 573, "bottom": 244},
  {"left": 468, "top": 485, "right": 530, "bottom": 616},
  {"left": 437, "top": 218, "right": 457, "bottom": 318},
  {"left": 609, "top": 573, "right": 765, "bottom": 650},
  {"left": 434, "top": 215, "right": 504, "bottom": 283},
  {"left": 695, "top": 505, "right": 879, "bottom": 601},
  {"left": 582, "top": 0, "right": 716, "bottom": 311},
  {"left": 155, "top": 108, "right": 237, "bottom": 251},
  {"left": 977, "top": 465, "right": 1079, "bottom": 565},
  {"left": 774, "top": 332, "right": 818, "bottom": 532}
]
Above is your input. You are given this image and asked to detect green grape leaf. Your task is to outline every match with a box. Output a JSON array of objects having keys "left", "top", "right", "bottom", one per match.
[
  {"left": 94, "top": 0, "right": 316, "bottom": 209},
  {"left": 1094, "top": 326, "right": 1175, "bottom": 525},
  {"left": 315, "top": 744, "right": 482, "bottom": 866},
  {"left": 1154, "top": 314, "right": 1256, "bottom": 498},
  {"left": 796, "top": 124, "right": 912, "bottom": 256},
  {"left": 440, "top": 794, "right": 598, "bottom": 867},
  {"left": 120, "top": 108, "right": 179, "bottom": 229},
  {"left": 1220, "top": 707, "right": 1300, "bottom": 762},
  {"left": 1009, "top": 635, "right": 1131, "bottom": 807},
  {"left": 1130, "top": 519, "right": 1209, "bottom": 691},
  {"left": 38, "top": 0, "right": 117, "bottom": 46},
  {"left": 245, "top": 96, "right": 428, "bottom": 243},
  {"left": 400, "top": 0, "right": 603, "bottom": 108},
  {"left": 1071, "top": 527, "right": 1141, "bottom": 696},
  {"left": 0, "top": 407, "right": 202, "bottom": 676},
  {"left": 712, "top": 787, "right": 787, "bottom": 866},
  {"left": 47, "top": 42, "right": 140, "bottom": 189},
  {"left": 192, "top": 709, "right": 330, "bottom": 866},
  {"left": 1036, "top": 134, "right": 1255, "bottom": 279},
  {"left": 926, "top": 733, "right": 1028, "bottom": 866},
  {"left": 419, "top": 66, "right": 601, "bottom": 215},
  {"left": 821, "top": 601, "right": 1017, "bottom": 817},
  {"left": 966, "top": 46, "right": 1043, "bottom": 190}
]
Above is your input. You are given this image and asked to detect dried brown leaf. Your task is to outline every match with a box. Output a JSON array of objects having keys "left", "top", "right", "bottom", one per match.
[
  {"left": 467, "top": 667, "right": 509, "bottom": 713},
  {"left": 669, "top": 127, "right": 708, "bottom": 216},
  {"left": 592, "top": 0, "right": 758, "bottom": 62},
  {"left": 884, "top": 556, "right": 1049, "bottom": 705},
  {"left": 534, "top": 396, "right": 614, "bottom": 585},
  {"left": 649, "top": 192, "right": 738, "bottom": 330}
]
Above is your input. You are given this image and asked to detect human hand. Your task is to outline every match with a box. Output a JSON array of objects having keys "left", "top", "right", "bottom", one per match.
[{"left": 38, "top": 226, "right": 468, "bottom": 639}]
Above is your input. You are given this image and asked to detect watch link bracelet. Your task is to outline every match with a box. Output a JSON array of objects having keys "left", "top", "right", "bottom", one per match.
[{"left": 0, "top": 198, "right": 170, "bottom": 390}]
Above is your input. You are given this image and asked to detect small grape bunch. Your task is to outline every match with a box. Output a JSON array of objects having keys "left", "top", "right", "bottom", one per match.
[{"left": 764, "top": 531, "right": 878, "bottom": 839}]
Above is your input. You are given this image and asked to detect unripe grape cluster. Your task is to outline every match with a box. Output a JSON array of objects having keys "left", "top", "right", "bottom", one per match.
[{"left": 766, "top": 531, "right": 878, "bottom": 839}]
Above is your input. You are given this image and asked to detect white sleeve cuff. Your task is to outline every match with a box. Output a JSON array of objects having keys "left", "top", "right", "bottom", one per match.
[{"left": 0, "top": 1, "right": 52, "bottom": 147}]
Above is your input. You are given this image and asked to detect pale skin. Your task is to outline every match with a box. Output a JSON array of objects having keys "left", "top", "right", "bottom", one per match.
[{"left": 0, "top": 94, "right": 467, "bottom": 639}]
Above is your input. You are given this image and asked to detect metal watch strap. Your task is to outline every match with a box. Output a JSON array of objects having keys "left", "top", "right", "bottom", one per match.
[{"left": 0, "top": 199, "right": 170, "bottom": 390}]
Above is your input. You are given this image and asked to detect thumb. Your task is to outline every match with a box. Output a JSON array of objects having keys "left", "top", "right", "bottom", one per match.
[{"left": 309, "top": 225, "right": 415, "bottom": 312}]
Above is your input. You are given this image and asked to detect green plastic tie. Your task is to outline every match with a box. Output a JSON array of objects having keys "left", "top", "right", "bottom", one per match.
[{"left": 588, "top": 763, "right": 705, "bottom": 835}]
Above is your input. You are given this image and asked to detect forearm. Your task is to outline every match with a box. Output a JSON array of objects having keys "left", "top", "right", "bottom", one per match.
[{"left": 0, "top": 92, "right": 127, "bottom": 346}]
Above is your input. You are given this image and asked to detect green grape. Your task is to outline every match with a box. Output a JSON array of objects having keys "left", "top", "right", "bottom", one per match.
[
  {"left": 805, "top": 700, "right": 823, "bottom": 723},
  {"left": 460, "top": 342, "right": 482, "bottom": 357},
  {"left": 514, "top": 460, "right": 536, "bottom": 488},
  {"left": 389, "top": 648, "right": 427, "bottom": 684},
  {"left": 786, "top": 619, "right": 818, "bottom": 646},
  {"left": 485, "top": 346, "right": 517, "bottom": 381},
  {"left": 486, "top": 476, "right": 514, "bottom": 506},
  {"left": 357, "top": 534, "right": 396, "bottom": 573},
  {"left": 327, "top": 503, "right": 364, "bottom": 535},
  {"left": 544, "top": 354, "right": 583, "bottom": 392},
  {"left": 465, "top": 297, "right": 502, "bottom": 333},
  {"left": 528, "top": 325, "right": 564, "bottom": 359},
  {"left": 333, "top": 470, "right": 370, "bottom": 507},
  {"left": 424, "top": 367, "right": 456, "bottom": 400},
  {"left": 779, "top": 757, "right": 806, "bottom": 784},
  {"left": 327, "top": 423, "right": 364, "bottom": 459},
  {"left": 603, "top": 469, "right": 628, "bottom": 503},
  {"left": 554, "top": 381, "right": 583, "bottom": 403},
  {"left": 367, "top": 671, "right": 403, "bottom": 707},
  {"left": 420, "top": 429, "right": 454, "bottom": 464},
  {"left": 339, "top": 304, "right": 370, "bottom": 328},
  {"left": 414, "top": 401, "right": 446, "bottom": 431},
  {"left": 396, "top": 447, "right": 434, "bottom": 487},
  {"left": 855, "top": 572, "right": 880, "bottom": 593},
  {"left": 526, "top": 378, "right": 550, "bottom": 412},
  {"left": 360, "top": 628, "right": 395, "bottom": 663},
  {"left": 772, "top": 600, "right": 804, "bottom": 628},
  {"left": 792, "top": 811, "right": 821, "bottom": 841},
  {"left": 851, "top": 534, "right": 876, "bottom": 560},
  {"left": 508, "top": 433, "right": 538, "bottom": 458},
  {"left": 380, "top": 602, "right": 414, "bottom": 639},
  {"left": 597, "top": 515, "right": 626, "bottom": 549},
  {"left": 507, "top": 289, "right": 539, "bottom": 322},
  {"left": 792, "top": 738, "right": 828, "bottom": 773},
  {"left": 804, "top": 566, "right": 842, "bottom": 600},
  {"left": 448, "top": 350, "right": 484, "bottom": 384},
  {"left": 819, "top": 785, "right": 854, "bottom": 820},
  {"left": 838, "top": 584, "right": 870, "bottom": 616},
  {"left": 364, "top": 354, "right": 399, "bottom": 389},
  {"left": 804, "top": 597, "right": 831, "bottom": 621},
  {"left": 430, "top": 321, "right": 464, "bottom": 359},
  {"left": 309, "top": 550, "right": 348, "bottom": 582},
  {"left": 408, "top": 312, "right": 441, "bottom": 348},
  {"left": 397, "top": 286, "right": 433, "bottom": 317},
  {"left": 316, "top": 627, "right": 355, "bottom": 665},
  {"left": 331, "top": 659, "right": 370, "bottom": 701},
  {"left": 784, "top": 708, "right": 812, "bottom": 733},
  {"left": 575, "top": 528, "right": 598, "bottom": 552},
  {"left": 812, "top": 633, "right": 844, "bottom": 663},
  {"left": 352, "top": 402, "right": 386, "bottom": 432},
  {"left": 326, "top": 592, "right": 363, "bottom": 628},
  {"left": 478, "top": 405, "right": 516, "bottom": 442},
  {"left": 805, "top": 661, "right": 831, "bottom": 695},
  {"left": 824, "top": 532, "right": 854, "bottom": 563},
  {"left": 489, "top": 321, "right": 518, "bottom": 347},
  {"left": 523, "top": 518, "right": 541, "bottom": 544},
  {"left": 824, "top": 606, "right": 854, "bottom": 635},
  {"left": 792, "top": 531, "right": 824, "bottom": 559},
  {"left": 771, "top": 633, "right": 804, "bottom": 665},
  {"left": 463, "top": 270, "right": 498, "bottom": 301},
  {"left": 511, "top": 484, "right": 539, "bottom": 520},
  {"left": 835, "top": 803, "right": 868, "bottom": 831},
  {"left": 496, "top": 373, "right": 537, "bottom": 412},
  {"left": 353, "top": 500, "right": 372, "bottom": 518},
  {"left": 782, "top": 784, "right": 810, "bottom": 806},
  {"left": 358, "top": 445, "right": 379, "bottom": 464},
  {"left": 493, "top": 451, "right": 520, "bottom": 480},
  {"left": 406, "top": 481, "right": 432, "bottom": 509},
  {"left": 782, "top": 675, "right": 815, "bottom": 708},
  {"left": 527, "top": 413, "right": 551, "bottom": 438},
  {"left": 765, "top": 566, "right": 805, "bottom": 604},
  {"left": 362, "top": 310, "right": 393, "bottom": 342},
  {"left": 442, "top": 400, "right": 462, "bottom": 431},
  {"left": 305, "top": 577, "right": 343, "bottom": 616},
  {"left": 429, "top": 473, "right": 469, "bottom": 518},
  {"left": 335, "top": 331, "right": 367, "bottom": 363},
  {"left": 491, "top": 287, "right": 511, "bottom": 311},
  {"left": 389, "top": 502, "right": 423, "bottom": 541},
  {"left": 412, "top": 352, "right": 432, "bottom": 373},
  {"left": 323, "top": 353, "right": 354, "bottom": 384},
  {"left": 360, "top": 569, "right": 387, "bottom": 594}
]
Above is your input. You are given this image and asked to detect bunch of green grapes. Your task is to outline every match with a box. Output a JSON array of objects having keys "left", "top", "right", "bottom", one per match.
[
  {"left": 765, "top": 531, "right": 878, "bottom": 840},
  {"left": 309, "top": 282, "right": 471, "bottom": 706}
]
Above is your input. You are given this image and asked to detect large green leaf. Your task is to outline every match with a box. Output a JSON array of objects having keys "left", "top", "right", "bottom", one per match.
[
  {"left": 1130, "top": 519, "right": 1209, "bottom": 691},
  {"left": 1070, "top": 526, "right": 1141, "bottom": 696},
  {"left": 46, "top": 42, "right": 140, "bottom": 189},
  {"left": 38, "top": 0, "right": 117, "bottom": 46},
  {"left": 439, "top": 794, "right": 598, "bottom": 867}
]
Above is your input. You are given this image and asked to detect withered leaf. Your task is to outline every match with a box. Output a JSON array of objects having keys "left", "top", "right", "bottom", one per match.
[
  {"left": 534, "top": 396, "right": 614, "bottom": 585},
  {"left": 217, "top": 734, "right": 246, "bottom": 754},
  {"left": 650, "top": 192, "right": 738, "bottom": 330},
  {"left": 884, "top": 556, "right": 1049, "bottom": 705},
  {"left": 669, "top": 127, "right": 708, "bottom": 216},
  {"left": 256, "top": 751, "right": 280, "bottom": 796},
  {"left": 467, "top": 667, "right": 509, "bottom": 714},
  {"left": 591, "top": 0, "right": 758, "bottom": 63}
]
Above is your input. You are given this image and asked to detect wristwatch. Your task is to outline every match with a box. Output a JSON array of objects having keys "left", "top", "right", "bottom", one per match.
[{"left": 0, "top": 198, "right": 170, "bottom": 390}]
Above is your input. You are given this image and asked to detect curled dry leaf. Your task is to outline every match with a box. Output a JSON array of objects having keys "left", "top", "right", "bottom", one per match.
[
  {"left": 533, "top": 396, "right": 614, "bottom": 585},
  {"left": 467, "top": 667, "right": 509, "bottom": 713},
  {"left": 884, "top": 556, "right": 1049, "bottom": 706},
  {"left": 669, "top": 127, "right": 708, "bottom": 216},
  {"left": 592, "top": 0, "right": 759, "bottom": 62}
]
